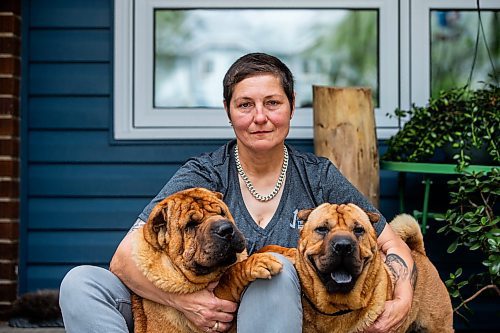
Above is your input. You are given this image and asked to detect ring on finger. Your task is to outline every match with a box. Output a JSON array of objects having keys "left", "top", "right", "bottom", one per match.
[{"left": 212, "top": 321, "right": 220, "bottom": 331}]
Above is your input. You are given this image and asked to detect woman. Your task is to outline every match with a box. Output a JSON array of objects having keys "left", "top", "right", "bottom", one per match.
[{"left": 60, "top": 53, "right": 414, "bottom": 333}]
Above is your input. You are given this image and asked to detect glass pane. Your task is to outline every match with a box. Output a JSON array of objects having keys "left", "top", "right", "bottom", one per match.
[
  {"left": 431, "top": 10, "right": 500, "bottom": 97},
  {"left": 154, "top": 9, "right": 378, "bottom": 108}
]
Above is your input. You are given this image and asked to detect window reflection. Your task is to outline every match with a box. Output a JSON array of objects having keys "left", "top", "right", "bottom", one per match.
[
  {"left": 431, "top": 10, "right": 499, "bottom": 97},
  {"left": 154, "top": 9, "right": 378, "bottom": 109}
]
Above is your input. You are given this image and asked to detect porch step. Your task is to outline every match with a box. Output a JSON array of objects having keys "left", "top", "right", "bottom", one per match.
[{"left": 0, "top": 322, "right": 64, "bottom": 333}]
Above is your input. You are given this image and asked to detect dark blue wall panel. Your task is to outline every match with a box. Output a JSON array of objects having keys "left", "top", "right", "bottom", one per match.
[
  {"left": 28, "top": 164, "right": 177, "bottom": 197},
  {"left": 30, "top": 30, "right": 110, "bottom": 62},
  {"left": 29, "top": 132, "right": 229, "bottom": 163},
  {"left": 27, "top": 231, "right": 126, "bottom": 264},
  {"left": 29, "top": 97, "right": 109, "bottom": 129},
  {"left": 30, "top": 0, "right": 110, "bottom": 28},
  {"left": 28, "top": 198, "right": 150, "bottom": 230},
  {"left": 22, "top": 0, "right": 117, "bottom": 295},
  {"left": 26, "top": 265, "right": 93, "bottom": 290},
  {"left": 30, "top": 63, "right": 110, "bottom": 95}
]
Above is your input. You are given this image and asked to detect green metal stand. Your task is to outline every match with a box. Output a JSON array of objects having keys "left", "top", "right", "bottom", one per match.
[{"left": 380, "top": 161, "right": 494, "bottom": 234}]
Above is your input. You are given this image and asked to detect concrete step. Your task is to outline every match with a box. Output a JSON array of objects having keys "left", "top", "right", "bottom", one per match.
[{"left": 0, "top": 322, "right": 65, "bottom": 333}]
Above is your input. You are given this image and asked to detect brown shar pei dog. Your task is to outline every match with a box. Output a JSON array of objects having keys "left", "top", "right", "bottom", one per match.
[
  {"left": 260, "top": 203, "right": 453, "bottom": 333},
  {"left": 131, "top": 187, "right": 283, "bottom": 333}
]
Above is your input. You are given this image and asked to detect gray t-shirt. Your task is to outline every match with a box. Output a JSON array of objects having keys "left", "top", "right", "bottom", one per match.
[{"left": 137, "top": 140, "right": 386, "bottom": 254}]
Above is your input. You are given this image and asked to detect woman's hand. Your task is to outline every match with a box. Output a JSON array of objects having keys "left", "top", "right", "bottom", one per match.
[
  {"left": 364, "top": 284, "right": 413, "bottom": 332},
  {"left": 167, "top": 281, "right": 238, "bottom": 332}
]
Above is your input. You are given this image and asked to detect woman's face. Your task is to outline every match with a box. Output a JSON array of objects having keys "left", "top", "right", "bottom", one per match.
[{"left": 225, "top": 74, "right": 294, "bottom": 153}]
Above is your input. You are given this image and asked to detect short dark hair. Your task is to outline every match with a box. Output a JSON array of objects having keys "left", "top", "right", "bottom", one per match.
[{"left": 223, "top": 53, "right": 295, "bottom": 111}]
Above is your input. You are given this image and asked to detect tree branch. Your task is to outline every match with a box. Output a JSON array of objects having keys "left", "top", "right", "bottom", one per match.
[{"left": 454, "top": 284, "right": 500, "bottom": 313}]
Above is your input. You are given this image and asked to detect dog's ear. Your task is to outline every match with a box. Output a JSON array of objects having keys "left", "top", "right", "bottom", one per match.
[
  {"left": 297, "top": 209, "right": 313, "bottom": 222},
  {"left": 364, "top": 210, "right": 380, "bottom": 224},
  {"left": 144, "top": 204, "right": 169, "bottom": 250}
]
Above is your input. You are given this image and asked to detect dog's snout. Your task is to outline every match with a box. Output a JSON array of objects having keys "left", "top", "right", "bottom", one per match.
[
  {"left": 213, "top": 220, "right": 235, "bottom": 240},
  {"left": 332, "top": 238, "right": 354, "bottom": 256}
]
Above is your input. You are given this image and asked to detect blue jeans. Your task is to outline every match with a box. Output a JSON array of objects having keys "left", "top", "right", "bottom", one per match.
[{"left": 59, "top": 253, "right": 302, "bottom": 333}]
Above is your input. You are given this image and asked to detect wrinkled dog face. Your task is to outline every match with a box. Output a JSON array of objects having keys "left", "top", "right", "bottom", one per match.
[
  {"left": 144, "top": 188, "right": 246, "bottom": 276},
  {"left": 298, "top": 203, "right": 379, "bottom": 293}
]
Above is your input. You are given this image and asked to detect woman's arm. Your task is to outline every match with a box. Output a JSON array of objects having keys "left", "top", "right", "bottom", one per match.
[
  {"left": 109, "top": 229, "right": 237, "bottom": 332},
  {"left": 365, "top": 223, "right": 416, "bottom": 332}
]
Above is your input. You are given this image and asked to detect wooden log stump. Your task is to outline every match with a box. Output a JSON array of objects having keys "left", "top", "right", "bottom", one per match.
[{"left": 313, "top": 86, "right": 379, "bottom": 207}]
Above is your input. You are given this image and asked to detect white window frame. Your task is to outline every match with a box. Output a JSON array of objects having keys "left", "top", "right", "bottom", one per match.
[
  {"left": 114, "top": 0, "right": 400, "bottom": 140},
  {"left": 409, "top": 0, "right": 499, "bottom": 108}
]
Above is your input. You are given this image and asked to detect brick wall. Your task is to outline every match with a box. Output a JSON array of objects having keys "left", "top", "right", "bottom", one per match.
[{"left": 0, "top": 0, "right": 21, "bottom": 313}]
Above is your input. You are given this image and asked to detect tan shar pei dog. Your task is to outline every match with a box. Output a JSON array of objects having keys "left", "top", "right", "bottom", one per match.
[
  {"left": 260, "top": 203, "right": 453, "bottom": 333},
  {"left": 131, "top": 187, "right": 283, "bottom": 333}
]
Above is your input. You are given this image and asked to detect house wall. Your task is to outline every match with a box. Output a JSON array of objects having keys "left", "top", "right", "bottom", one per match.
[
  {"left": 0, "top": 0, "right": 21, "bottom": 314},
  {"left": 15, "top": 0, "right": 497, "bottom": 330}
]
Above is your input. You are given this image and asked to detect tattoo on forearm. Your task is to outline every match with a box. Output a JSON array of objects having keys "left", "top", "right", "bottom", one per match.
[
  {"left": 411, "top": 262, "right": 418, "bottom": 290},
  {"left": 385, "top": 253, "right": 409, "bottom": 282},
  {"left": 386, "top": 254, "right": 418, "bottom": 290}
]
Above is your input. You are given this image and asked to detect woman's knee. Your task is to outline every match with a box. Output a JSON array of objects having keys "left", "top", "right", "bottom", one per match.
[
  {"left": 60, "top": 265, "right": 128, "bottom": 309},
  {"left": 60, "top": 265, "right": 104, "bottom": 294},
  {"left": 241, "top": 252, "right": 301, "bottom": 303},
  {"left": 59, "top": 265, "right": 133, "bottom": 332},
  {"left": 60, "top": 266, "right": 98, "bottom": 309},
  {"left": 238, "top": 253, "right": 302, "bottom": 332},
  {"left": 267, "top": 253, "right": 300, "bottom": 291}
]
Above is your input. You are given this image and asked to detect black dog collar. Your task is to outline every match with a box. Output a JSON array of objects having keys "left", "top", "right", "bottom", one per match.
[{"left": 302, "top": 292, "right": 354, "bottom": 317}]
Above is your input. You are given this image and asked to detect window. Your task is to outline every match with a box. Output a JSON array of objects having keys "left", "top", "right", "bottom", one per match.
[
  {"left": 114, "top": 0, "right": 398, "bottom": 140},
  {"left": 410, "top": 0, "right": 499, "bottom": 107},
  {"left": 153, "top": 9, "right": 379, "bottom": 109},
  {"left": 116, "top": 1, "right": 499, "bottom": 140},
  {"left": 430, "top": 10, "right": 499, "bottom": 97}
]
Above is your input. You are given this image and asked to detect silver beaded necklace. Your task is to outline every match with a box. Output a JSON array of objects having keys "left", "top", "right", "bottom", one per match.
[{"left": 235, "top": 144, "right": 288, "bottom": 202}]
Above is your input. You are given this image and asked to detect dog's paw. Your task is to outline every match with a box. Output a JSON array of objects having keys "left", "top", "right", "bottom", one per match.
[{"left": 248, "top": 253, "right": 283, "bottom": 280}]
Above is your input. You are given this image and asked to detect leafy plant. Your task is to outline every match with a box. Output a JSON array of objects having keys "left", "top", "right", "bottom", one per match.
[
  {"left": 383, "top": 83, "right": 500, "bottom": 321},
  {"left": 383, "top": 83, "right": 499, "bottom": 170},
  {"left": 437, "top": 169, "right": 500, "bottom": 320}
]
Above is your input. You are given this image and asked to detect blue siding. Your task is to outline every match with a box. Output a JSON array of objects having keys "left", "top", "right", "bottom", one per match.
[
  {"left": 30, "top": 63, "right": 110, "bottom": 95},
  {"left": 20, "top": 1, "right": 495, "bottom": 330},
  {"left": 28, "top": 164, "right": 178, "bottom": 196},
  {"left": 30, "top": 0, "right": 110, "bottom": 28},
  {"left": 22, "top": 0, "right": 120, "bottom": 294},
  {"left": 28, "top": 231, "right": 125, "bottom": 263},
  {"left": 29, "top": 97, "right": 109, "bottom": 129},
  {"left": 26, "top": 265, "right": 96, "bottom": 290},
  {"left": 30, "top": 30, "right": 110, "bottom": 62},
  {"left": 28, "top": 132, "right": 227, "bottom": 162},
  {"left": 29, "top": 198, "right": 150, "bottom": 230}
]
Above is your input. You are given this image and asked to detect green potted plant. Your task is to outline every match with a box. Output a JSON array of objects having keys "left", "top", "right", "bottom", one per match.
[
  {"left": 383, "top": 84, "right": 499, "bottom": 169},
  {"left": 382, "top": 83, "right": 499, "bottom": 321}
]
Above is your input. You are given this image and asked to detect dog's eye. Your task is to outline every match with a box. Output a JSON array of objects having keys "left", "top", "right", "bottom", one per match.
[
  {"left": 185, "top": 220, "right": 197, "bottom": 229},
  {"left": 314, "top": 226, "right": 329, "bottom": 235},
  {"left": 353, "top": 226, "right": 365, "bottom": 236}
]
